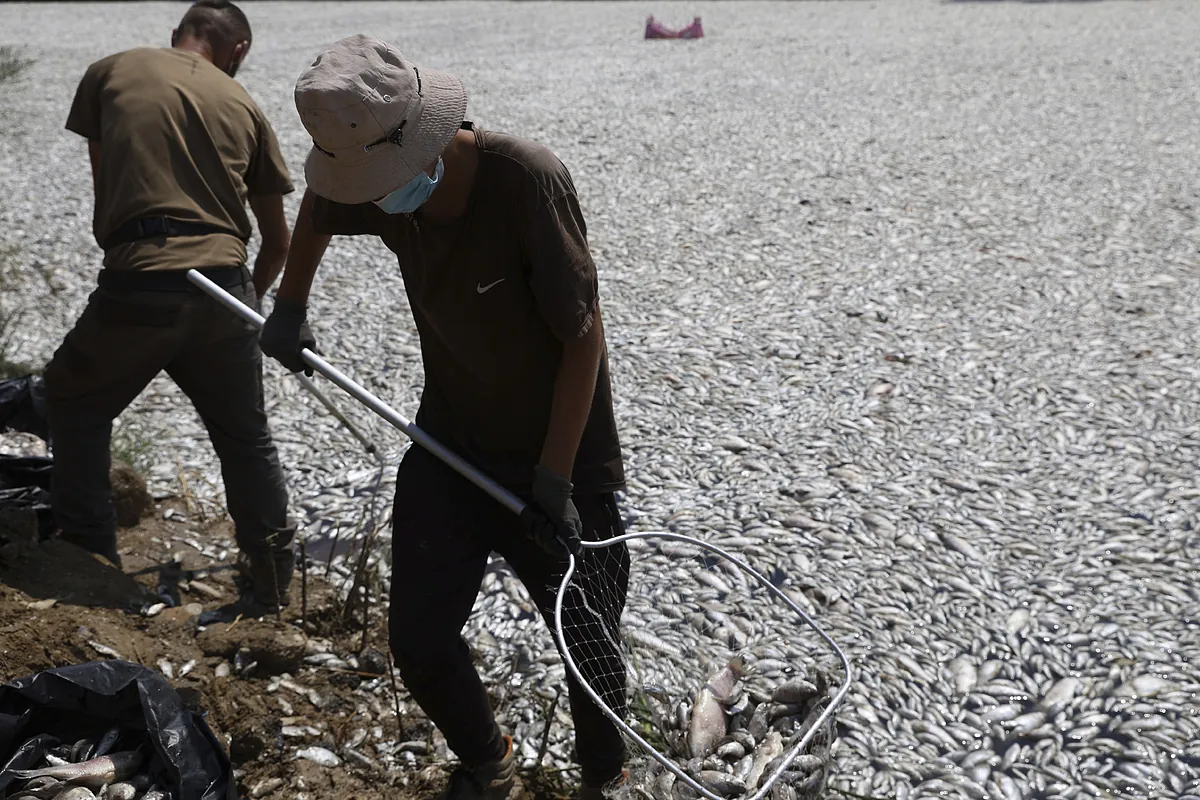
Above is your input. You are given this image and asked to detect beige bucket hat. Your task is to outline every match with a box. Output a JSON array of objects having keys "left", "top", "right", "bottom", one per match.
[{"left": 294, "top": 34, "right": 467, "bottom": 205}]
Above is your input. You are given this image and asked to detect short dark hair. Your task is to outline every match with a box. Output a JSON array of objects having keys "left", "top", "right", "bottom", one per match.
[{"left": 177, "top": 0, "right": 252, "bottom": 49}]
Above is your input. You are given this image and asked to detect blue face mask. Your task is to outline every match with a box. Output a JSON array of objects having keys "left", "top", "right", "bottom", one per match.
[{"left": 374, "top": 158, "right": 444, "bottom": 214}]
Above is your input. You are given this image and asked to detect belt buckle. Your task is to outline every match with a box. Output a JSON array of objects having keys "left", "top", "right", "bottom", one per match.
[{"left": 136, "top": 217, "right": 170, "bottom": 238}]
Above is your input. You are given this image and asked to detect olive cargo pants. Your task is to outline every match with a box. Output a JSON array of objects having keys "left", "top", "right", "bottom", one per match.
[{"left": 43, "top": 267, "right": 295, "bottom": 567}]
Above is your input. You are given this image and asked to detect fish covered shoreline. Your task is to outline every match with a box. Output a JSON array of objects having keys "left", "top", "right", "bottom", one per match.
[{"left": 4, "top": 1, "right": 1200, "bottom": 799}]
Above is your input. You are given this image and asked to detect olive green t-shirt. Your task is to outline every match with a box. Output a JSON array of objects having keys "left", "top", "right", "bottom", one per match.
[
  {"left": 310, "top": 126, "right": 625, "bottom": 495},
  {"left": 65, "top": 47, "right": 294, "bottom": 271}
]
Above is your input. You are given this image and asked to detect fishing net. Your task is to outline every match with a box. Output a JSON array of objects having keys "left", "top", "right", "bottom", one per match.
[
  {"left": 186, "top": 272, "right": 855, "bottom": 800},
  {"left": 553, "top": 532, "right": 852, "bottom": 800}
]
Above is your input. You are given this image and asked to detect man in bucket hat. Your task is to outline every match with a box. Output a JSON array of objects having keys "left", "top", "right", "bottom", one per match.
[{"left": 260, "top": 35, "right": 631, "bottom": 799}]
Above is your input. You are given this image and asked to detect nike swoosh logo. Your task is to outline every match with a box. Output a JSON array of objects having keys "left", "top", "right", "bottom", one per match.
[{"left": 477, "top": 279, "right": 505, "bottom": 294}]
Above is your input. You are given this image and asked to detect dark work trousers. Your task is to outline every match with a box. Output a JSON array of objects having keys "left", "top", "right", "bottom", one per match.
[
  {"left": 389, "top": 443, "right": 631, "bottom": 787},
  {"left": 42, "top": 267, "right": 295, "bottom": 564}
]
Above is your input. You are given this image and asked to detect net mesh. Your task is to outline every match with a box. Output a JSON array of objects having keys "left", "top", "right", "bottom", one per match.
[{"left": 551, "top": 532, "right": 845, "bottom": 800}]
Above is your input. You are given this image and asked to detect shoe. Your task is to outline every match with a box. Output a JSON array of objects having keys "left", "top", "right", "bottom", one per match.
[
  {"left": 59, "top": 532, "right": 122, "bottom": 570},
  {"left": 441, "top": 735, "right": 516, "bottom": 799},
  {"left": 578, "top": 769, "right": 629, "bottom": 799},
  {"left": 238, "top": 548, "right": 294, "bottom": 608}
]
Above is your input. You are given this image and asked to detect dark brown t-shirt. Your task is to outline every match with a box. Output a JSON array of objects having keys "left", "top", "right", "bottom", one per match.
[
  {"left": 310, "top": 126, "right": 624, "bottom": 495},
  {"left": 65, "top": 47, "right": 294, "bottom": 271}
]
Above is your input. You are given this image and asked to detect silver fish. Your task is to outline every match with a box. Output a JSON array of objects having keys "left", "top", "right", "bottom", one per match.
[
  {"left": 697, "top": 770, "right": 747, "bottom": 797},
  {"left": 689, "top": 658, "right": 744, "bottom": 758},
  {"left": 98, "top": 783, "right": 136, "bottom": 800},
  {"left": 687, "top": 685, "right": 726, "bottom": 759},
  {"left": 745, "top": 730, "right": 784, "bottom": 791},
  {"left": 52, "top": 789, "right": 96, "bottom": 800},
  {"left": 10, "top": 752, "right": 144, "bottom": 790},
  {"left": 293, "top": 746, "right": 339, "bottom": 767}
]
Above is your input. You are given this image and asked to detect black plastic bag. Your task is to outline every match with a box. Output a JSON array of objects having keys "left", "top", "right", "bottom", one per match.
[
  {"left": 0, "top": 455, "right": 51, "bottom": 493},
  {"left": 0, "top": 660, "right": 236, "bottom": 800},
  {"left": 0, "top": 456, "right": 55, "bottom": 539},
  {"left": 0, "top": 375, "right": 48, "bottom": 443}
]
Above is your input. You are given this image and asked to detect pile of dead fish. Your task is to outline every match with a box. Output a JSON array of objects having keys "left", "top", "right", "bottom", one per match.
[
  {"left": 2, "top": 730, "right": 166, "bottom": 800},
  {"left": 620, "top": 658, "right": 837, "bottom": 800}
]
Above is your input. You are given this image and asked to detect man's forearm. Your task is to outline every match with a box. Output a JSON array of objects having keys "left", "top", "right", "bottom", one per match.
[
  {"left": 539, "top": 306, "right": 605, "bottom": 481},
  {"left": 276, "top": 189, "right": 331, "bottom": 306},
  {"left": 251, "top": 242, "right": 289, "bottom": 299}
]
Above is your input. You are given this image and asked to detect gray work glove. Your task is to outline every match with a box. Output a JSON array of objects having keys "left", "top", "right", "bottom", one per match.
[
  {"left": 523, "top": 465, "right": 583, "bottom": 558},
  {"left": 260, "top": 296, "right": 317, "bottom": 377}
]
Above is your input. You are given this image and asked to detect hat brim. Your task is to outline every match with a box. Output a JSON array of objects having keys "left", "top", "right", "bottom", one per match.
[{"left": 303, "top": 69, "right": 467, "bottom": 206}]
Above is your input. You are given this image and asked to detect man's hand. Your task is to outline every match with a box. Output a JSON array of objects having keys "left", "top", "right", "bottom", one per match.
[
  {"left": 260, "top": 296, "right": 317, "bottom": 376},
  {"left": 524, "top": 465, "right": 583, "bottom": 558}
]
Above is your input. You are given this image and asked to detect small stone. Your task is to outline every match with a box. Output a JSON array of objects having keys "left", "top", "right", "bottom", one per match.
[{"left": 358, "top": 646, "right": 389, "bottom": 676}]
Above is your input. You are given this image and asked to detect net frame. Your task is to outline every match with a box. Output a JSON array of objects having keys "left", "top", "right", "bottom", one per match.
[{"left": 555, "top": 532, "right": 852, "bottom": 800}]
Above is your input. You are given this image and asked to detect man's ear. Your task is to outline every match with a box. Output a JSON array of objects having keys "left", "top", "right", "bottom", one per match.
[
  {"left": 170, "top": 27, "right": 179, "bottom": 47},
  {"left": 233, "top": 40, "right": 249, "bottom": 63}
]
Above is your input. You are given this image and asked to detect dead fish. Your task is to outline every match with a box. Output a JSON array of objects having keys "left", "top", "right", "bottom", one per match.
[
  {"left": 1040, "top": 677, "right": 1081, "bottom": 713},
  {"left": 716, "top": 741, "right": 746, "bottom": 760},
  {"left": 771, "top": 678, "right": 818, "bottom": 705},
  {"left": 687, "top": 686, "right": 726, "bottom": 759},
  {"left": 1005, "top": 607, "right": 1030, "bottom": 634},
  {"left": 293, "top": 746, "right": 340, "bottom": 767},
  {"left": 726, "top": 690, "right": 752, "bottom": 716},
  {"left": 22, "top": 778, "right": 64, "bottom": 792},
  {"left": 745, "top": 730, "right": 784, "bottom": 791},
  {"left": 640, "top": 683, "right": 672, "bottom": 703},
  {"left": 10, "top": 752, "right": 144, "bottom": 789},
  {"left": 11, "top": 781, "right": 67, "bottom": 800},
  {"left": 652, "top": 770, "right": 676, "bottom": 800},
  {"left": 69, "top": 740, "right": 92, "bottom": 763},
  {"left": 697, "top": 770, "right": 747, "bottom": 797},
  {"left": 91, "top": 728, "right": 120, "bottom": 760},
  {"left": 705, "top": 655, "right": 748, "bottom": 704},
  {"left": 948, "top": 656, "right": 977, "bottom": 695},
  {"left": 52, "top": 789, "right": 96, "bottom": 800},
  {"left": 99, "top": 783, "right": 136, "bottom": 800}
]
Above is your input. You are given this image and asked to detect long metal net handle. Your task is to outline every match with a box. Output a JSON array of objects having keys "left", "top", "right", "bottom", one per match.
[
  {"left": 553, "top": 531, "right": 852, "bottom": 800},
  {"left": 189, "top": 270, "right": 854, "bottom": 798},
  {"left": 187, "top": 270, "right": 526, "bottom": 516}
]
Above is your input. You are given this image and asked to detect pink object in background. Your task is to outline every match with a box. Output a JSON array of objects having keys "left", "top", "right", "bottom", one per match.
[{"left": 645, "top": 15, "right": 704, "bottom": 40}]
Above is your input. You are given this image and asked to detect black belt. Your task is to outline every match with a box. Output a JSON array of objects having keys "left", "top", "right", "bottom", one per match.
[
  {"left": 103, "top": 216, "right": 246, "bottom": 250},
  {"left": 97, "top": 266, "right": 246, "bottom": 291}
]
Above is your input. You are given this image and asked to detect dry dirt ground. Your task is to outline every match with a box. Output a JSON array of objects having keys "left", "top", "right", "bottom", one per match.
[{"left": 0, "top": 494, "right": 571, "bottom": 800}]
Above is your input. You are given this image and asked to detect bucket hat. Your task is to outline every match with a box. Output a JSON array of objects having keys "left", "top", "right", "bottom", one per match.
[{"left": 294, "top": 34, "right": 467, "bottom": 204}]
